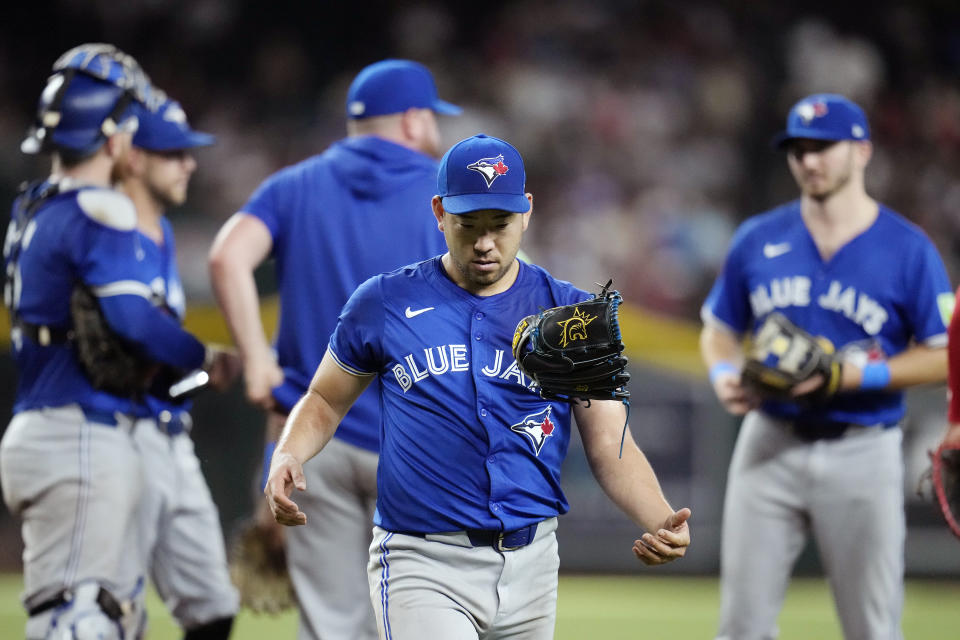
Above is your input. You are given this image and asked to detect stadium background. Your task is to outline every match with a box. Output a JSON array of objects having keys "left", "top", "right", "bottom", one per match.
[{"left": 1, "top": 0, "right": 959, "bottom": 634}]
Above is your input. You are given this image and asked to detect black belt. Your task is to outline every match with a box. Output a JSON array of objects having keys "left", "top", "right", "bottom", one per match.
[
  {"left": 27, "top": 586, "right": 123, "bottom": 620},
  {"left": 791, "top": 421, "right": 856, "bottom": 441},
  {"left": 403, "top": 523, "right": 539, "bottom": 552},
  {"left": 790, "top": 420, "right": 896, "bottom": 441},
  {"left": 82, "top": 407, "right": 120, "bottom": 426},
  {"left": 466, "top": 523, "right": 539, "bottom": 551},
  {"left": 13, "top": 318, "right": 71, "bottom": 346}
]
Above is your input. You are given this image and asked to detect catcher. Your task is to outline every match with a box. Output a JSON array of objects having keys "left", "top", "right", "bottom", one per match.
[
  {"left": 0, "top": 44, "right": 233, "bottom": 640},
  {"left": 263, "top": 133, "right": 690, "bottom": 640}
]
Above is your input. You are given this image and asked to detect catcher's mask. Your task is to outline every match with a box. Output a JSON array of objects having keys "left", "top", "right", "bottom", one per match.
[{"left": 22, "top": 43, "right": 153, "bottom": 156}]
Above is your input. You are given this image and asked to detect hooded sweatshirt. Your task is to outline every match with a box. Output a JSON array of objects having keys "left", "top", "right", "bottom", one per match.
[{"left": 242, "top": 135, "right": 446, "bottom": 451}]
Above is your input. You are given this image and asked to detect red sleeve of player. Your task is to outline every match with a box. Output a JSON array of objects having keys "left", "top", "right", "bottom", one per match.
[{"left": 948, "top": 285, "right": 960, "bottom": 423}]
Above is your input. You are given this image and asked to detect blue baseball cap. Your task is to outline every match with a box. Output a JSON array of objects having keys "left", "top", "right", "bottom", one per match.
[
  {"left": 437, "top": 134, "right": 531, "bottom": 214},
  {"left": 346, "top": 59, "right": 462, "bottom": 119},
  {"left": 133, "top": 97, "right": 214, "bottom": 151},
  {"left": 773, "top": 93, "right": 870, "bottom": 148}
]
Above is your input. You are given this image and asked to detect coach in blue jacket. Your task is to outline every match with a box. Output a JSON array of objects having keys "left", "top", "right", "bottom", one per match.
[{"left": 209, "top": 59, "right": 460, "bottom": 639}]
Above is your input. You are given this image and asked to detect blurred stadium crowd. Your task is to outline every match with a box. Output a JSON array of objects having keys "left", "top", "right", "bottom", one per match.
[{"left": 1, "top": 1, "right": 959, "bottom": 319}]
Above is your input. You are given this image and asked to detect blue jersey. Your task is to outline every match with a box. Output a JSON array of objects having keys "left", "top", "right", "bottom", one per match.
[
  {"left": 138, "top": 218, "right": 194, "bottom": 422},
  {"left": 242, "top": 136, "right": 447, "bottom": 451},
  {"left": 329, "top": 257, "right": 590, "bottom": 533},
  {"left": 702, "top": 200, "right": 952, "bottom": 426},
  {"left": 4, "top": 181, "right": 205, "bottom": 418}
]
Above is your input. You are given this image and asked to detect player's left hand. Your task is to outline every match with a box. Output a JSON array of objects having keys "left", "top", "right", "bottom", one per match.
[
  {"left": 633, "top": 507, "right": 691, "bottom": 566},
  {"left": 264, "top": 451, "right": 308, "bottom": 526},
  {"left": 712, "top": 370, "right": 759, "bottom": 416}
]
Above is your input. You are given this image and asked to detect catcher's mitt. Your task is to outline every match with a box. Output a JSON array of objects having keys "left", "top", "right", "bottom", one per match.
[
  {"left": 741, "top": 312, "right": 841, "bottom": 403},
  {"left": 229, "top": 519, "right": 296, "bottom": 614},
  {"left": 929, "top": 441, "right": 960, "bottom": 540},
  {"left": 512, "top": 279, "right": 630, "bottom": 403},
  {"left": 70, "top": 284, "right": 158, "bottom": 396}
]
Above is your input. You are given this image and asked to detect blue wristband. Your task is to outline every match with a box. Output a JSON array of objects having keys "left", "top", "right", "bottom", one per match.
[
  {"left": 260, "top": 441, "right": 277, "bottom": 491},
  {"left": 709, "top": 362, "right": 738, "bottom": 385},
  {"left": 859, "top": 362, "right": 890, "bottom": 390}
]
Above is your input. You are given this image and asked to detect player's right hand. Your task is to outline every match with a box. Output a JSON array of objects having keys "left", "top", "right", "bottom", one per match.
[
  {"left": 205, "top": 344, "right": 242, "bottom": 391},
  {"left": 264, "top": 450, "right": 307, "bottom": 526},
  {"left": 633, "top": 507, "right": 691, "bottom": 566},
  {"left": 944, "top": 422, "right": 960, "bottom": 447},
  {"left": 712, "top": 371, "right": 757, "bottom": 416},
  {"left": 245, "top": 357, "right": 285, "bottom": 410}
]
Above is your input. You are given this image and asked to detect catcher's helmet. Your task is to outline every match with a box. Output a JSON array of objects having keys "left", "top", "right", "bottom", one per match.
[{"left": 21, "top": 43, "right": 154, "bottom": 156}]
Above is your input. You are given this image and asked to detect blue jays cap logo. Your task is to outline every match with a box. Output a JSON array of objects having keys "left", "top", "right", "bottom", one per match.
[
  {"left": 510, "top": 405, "right": 556, "bottom": 456},
  {"left": 796, "top": 100, "right": 828, "bottom": 125},
  {"left": 467, "top": 154, "right": 509, "bottom": 188}
]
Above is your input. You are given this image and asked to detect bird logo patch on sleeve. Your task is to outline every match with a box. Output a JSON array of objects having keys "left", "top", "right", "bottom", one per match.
[{"left": 510, "top": 405, "right": 556, "bottom": 456}]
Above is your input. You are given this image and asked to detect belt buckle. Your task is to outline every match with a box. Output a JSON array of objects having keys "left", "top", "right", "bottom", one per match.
[{"left": 496, "top": 530, "right": 523, "bottom": 552}]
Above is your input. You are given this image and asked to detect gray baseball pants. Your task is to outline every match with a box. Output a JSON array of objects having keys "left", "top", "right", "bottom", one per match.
[
  {"left": 368, "top": 517, "right": 559, "bottom": 639},
  {"left": 716, "top": 410, "right": 905, "bottom": 640}
]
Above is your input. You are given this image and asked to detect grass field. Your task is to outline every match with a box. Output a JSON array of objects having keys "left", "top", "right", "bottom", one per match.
[{"left": 2, "top": 572, "right": 959, "bottom": 638}]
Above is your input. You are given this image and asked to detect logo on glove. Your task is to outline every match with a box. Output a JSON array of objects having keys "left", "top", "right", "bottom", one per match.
[{"left": 556, "top": 307, "right": 596, "bottom": 348}]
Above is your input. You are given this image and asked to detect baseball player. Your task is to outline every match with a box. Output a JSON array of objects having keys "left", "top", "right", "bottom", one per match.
[
  {"left": 208, "top": 59, "right": 459, "bottom": 638},
  {"left": 265, "top": 133, "right": 691, "bottom": 640},
  {"left": 117, "top": 94, "right": 240, "bottom": 639},
  {"left": 700, "top": 94, "right": 953, "bottom": 639},
  {"left": 944, "top": 285, "right": 960, "bottom": 447},
  {"left": 0, "top": 44, "right": 229, "bottom": 640}
]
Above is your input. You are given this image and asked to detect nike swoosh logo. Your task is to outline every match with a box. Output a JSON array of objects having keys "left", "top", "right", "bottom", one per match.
[
  {"left": 763, "top": 242, "right": 791, "bottom": 258},
  {"left": 405, "top": 306, "right": 435, "bottom": 318}
]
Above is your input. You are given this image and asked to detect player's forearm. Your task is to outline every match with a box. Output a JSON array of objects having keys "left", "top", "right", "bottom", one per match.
[
  {"left": 580, "top": 421, "right": 676, "bottom": 533},
  {"left": 886, "top": 344, "right": 947, "bottom": 389},
  {"left": 275, "top": 387, "right": 341, "bottom": 464},
  {"left": 209, "top": 213, "right": 275, "bottom": 364},
  {"left": 842, "top": 344, "right": 947, "bottom": 391},
  {"left": 700, "top": 324, "right": 743, "bottom": 369},
  {"left": 99, "top": 294, "right": 206, "bottom": 369},
  {"left": 276, "top": 351, "right": 372, "bottom": 463},
  {"left": 209, "top": 249, "right": 273, "bottom": 364}
]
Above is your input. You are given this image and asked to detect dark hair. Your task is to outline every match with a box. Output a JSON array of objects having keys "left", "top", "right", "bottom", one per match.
[{"left": 55, "top": 146, "right": 98, "bottom": 169}]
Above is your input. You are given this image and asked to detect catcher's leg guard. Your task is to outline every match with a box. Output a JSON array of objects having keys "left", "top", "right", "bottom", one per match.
[
  {"left": 32, "top": 581, "right": 128, "bottom": 640},
  {"left": 182, "top": 615, "right": 234, "bottom": 640}
]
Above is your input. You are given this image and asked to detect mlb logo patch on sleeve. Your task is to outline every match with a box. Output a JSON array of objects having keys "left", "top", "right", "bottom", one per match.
[{"left": 938, "top": 292, "right": 956, "bottom": 328}]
